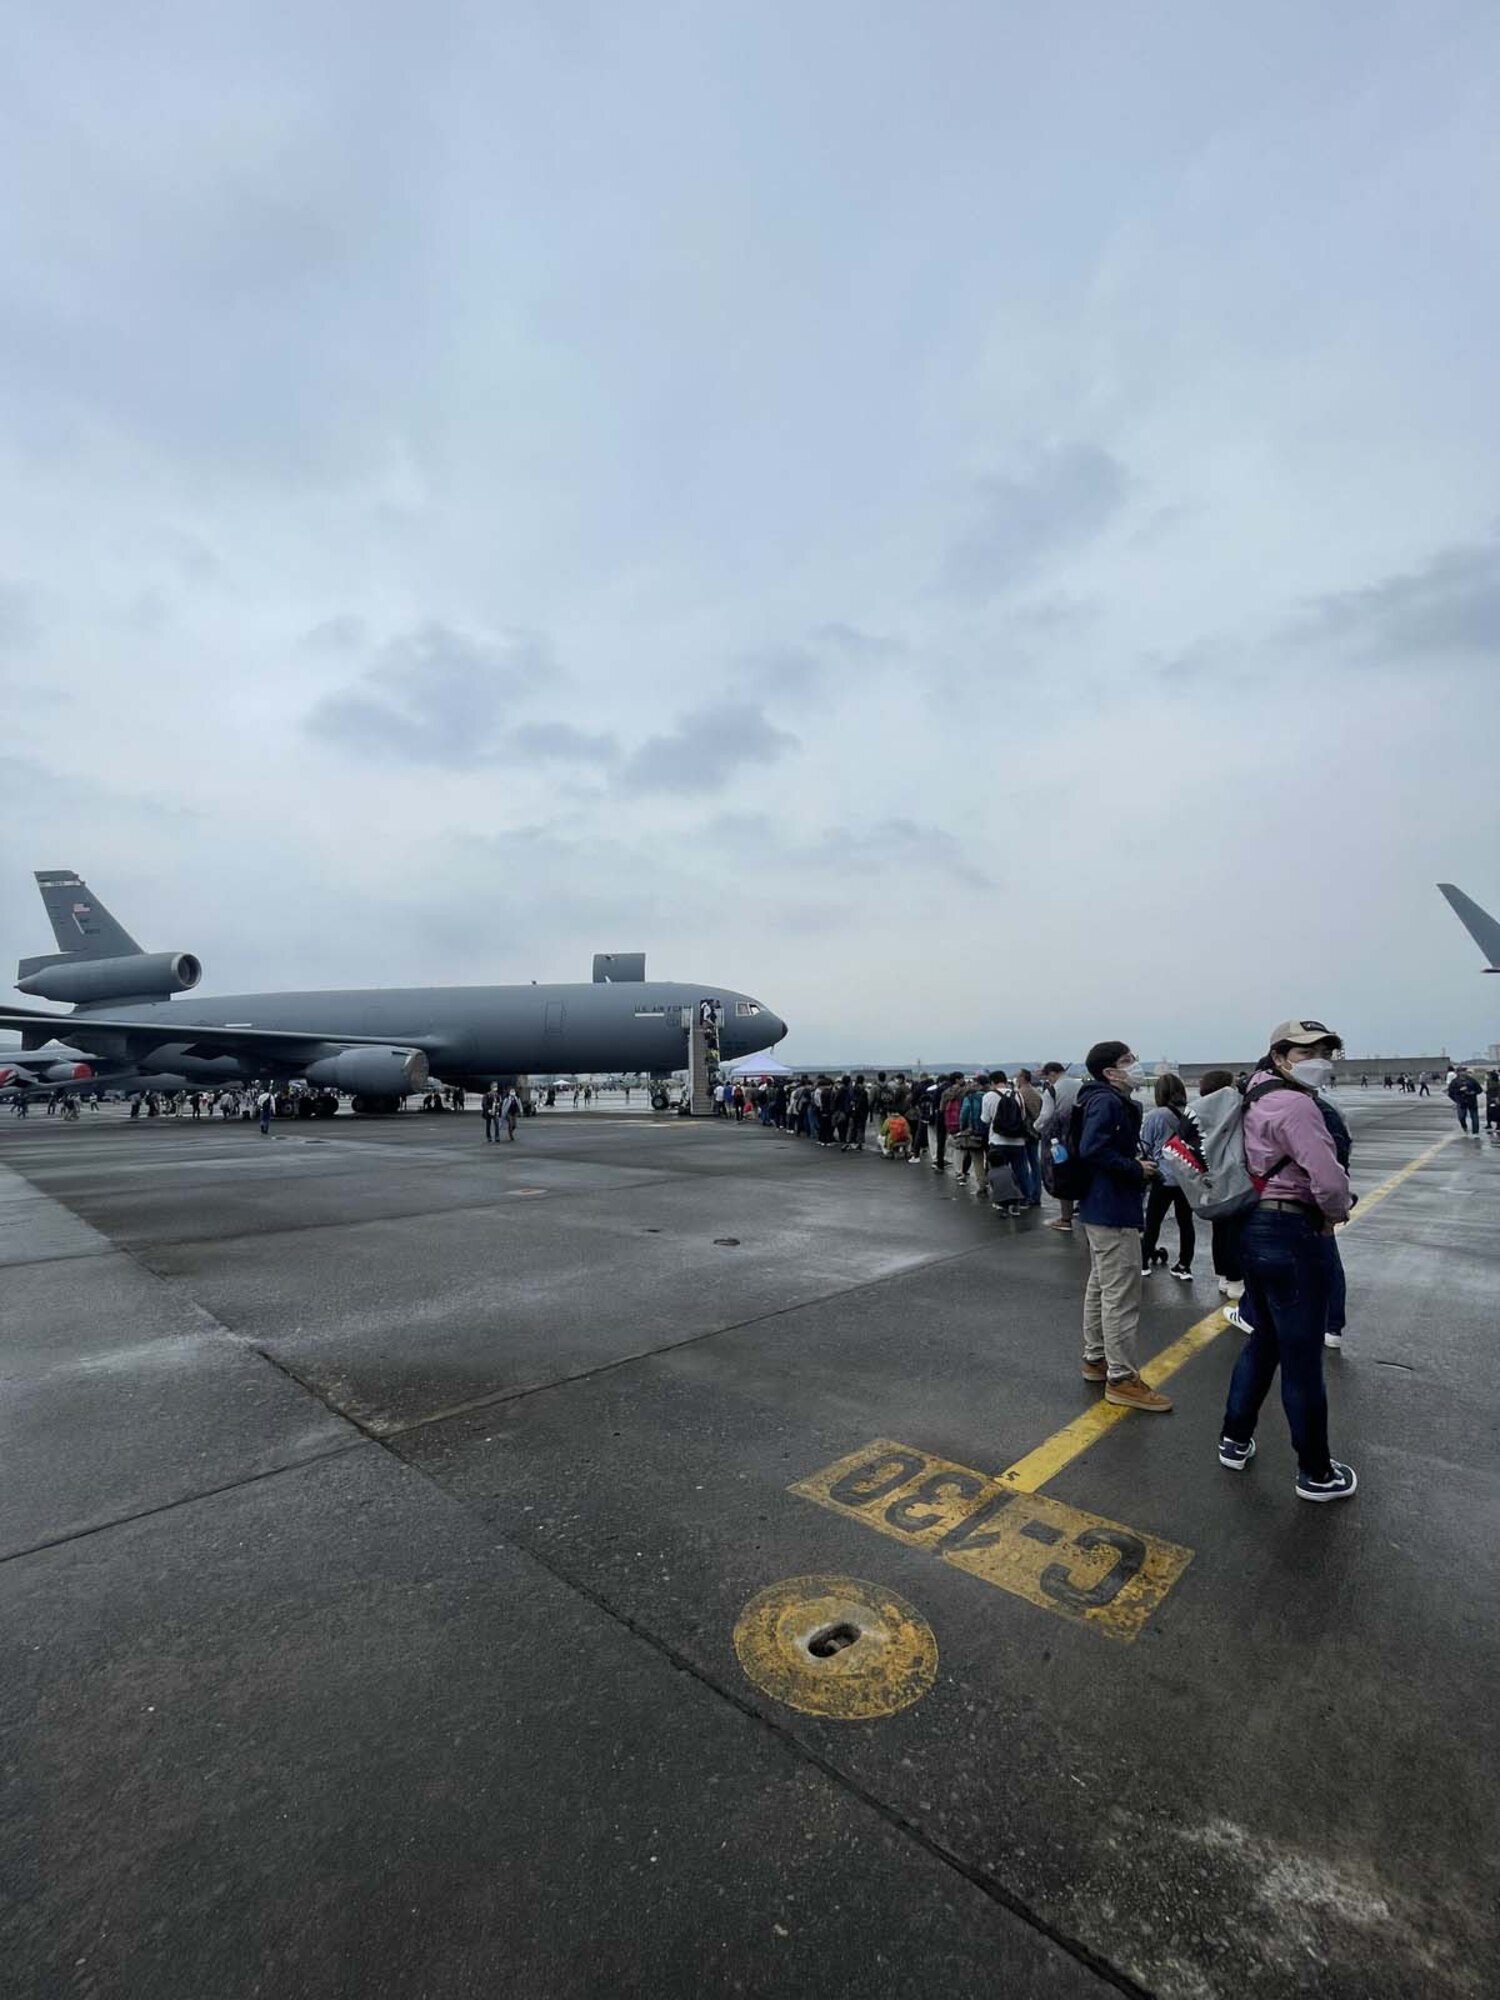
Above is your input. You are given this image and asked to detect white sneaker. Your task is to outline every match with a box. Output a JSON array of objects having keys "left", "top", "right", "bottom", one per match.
[
  {"left": 1216, "top": 1276, "right": 1230, "bottom": 1296},
  {"left": 1225, "top": 1280, "right": 1245, "bottom": 1301},
  {"left": 1224, "top": 1303, "right": 1254, "bottom": 1335},
  {"left": 1325, "top": 1331, "right": 1343, "bottom": 1349}
]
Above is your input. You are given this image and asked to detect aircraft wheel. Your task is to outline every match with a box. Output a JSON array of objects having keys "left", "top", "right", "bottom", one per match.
[
  {"left": 350, "top": 1094, "right": 403, "bottom": 1116},
  {"left": 651, "top": 1088, "right": 670, "bottom": 1111}
]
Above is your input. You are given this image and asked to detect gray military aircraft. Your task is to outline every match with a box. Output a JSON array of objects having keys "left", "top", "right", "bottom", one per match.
[
  {"left": 0, "top": 1040, "right": 94, "bottom": 1091},
  {"left": 1, "top": 870, "right": 787, "bottom": 1112},
  {"left": 1438, "top": 883, "right": 1500, "bottom": 973}
]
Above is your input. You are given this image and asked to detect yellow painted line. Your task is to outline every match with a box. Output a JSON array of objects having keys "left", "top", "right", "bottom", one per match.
[
  {"left": 733, "top": 1572, "right": 939, "bottom": 1717},
  {"left": 1339, "top": 1129, "right": 1458, "bottom": 1228},
  {"left": 998, "top": 1310, "right": 1227, "bottom": 1493},
  {"left": 999, "top": 1126, "right": 1462, "bottom": 1494},
  {"left": 791, "top": 1441, "right": 1192, "bottom": 1643}
]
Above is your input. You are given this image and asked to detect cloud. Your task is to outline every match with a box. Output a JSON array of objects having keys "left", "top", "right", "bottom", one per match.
[
  {"left": 618, "top": 700, "right": 798, "bottom": 795},
  {"left": 0, "top": 583, "right": 41, "bottom": 653},
  {"left": 1301, "top": 539, "right": 1500, "bottom": 665},
  {"left": 1142, "top": 636, "right": 1254, "bottom": 690},
  {"left": 302, "top": 614, "right": 368, "bottom": 653},
  {"left": 940, "top": 444, "right": 1130, "bottom": 599},
  {"left": 511, "top": 720, "right": 619, "bottom": 765},
  {"left": 306, "top": 622, "right": 552, "bottom": 767},
  {"left": 696, "top": 810, "right": 990, "bottom": 892},
  {"left": 813, "top": 622, "right": 905, "bottom": 658},
  {"left": 809, "top": 817, "right": 992, "bottom": 891},
  {"left": 732, "top": 643, "right": 823, "bottom": 698},
  {"left": 731, "top": 627, "right": 905, "bottom": 703}
]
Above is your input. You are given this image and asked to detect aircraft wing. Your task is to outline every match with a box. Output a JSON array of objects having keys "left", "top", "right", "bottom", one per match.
[
  {"left": 0, "top": 1004, "right": 447, "bottom": 1058},
  {"left": 1437, "top": 884, "right": 1500, "bottom": 971}
]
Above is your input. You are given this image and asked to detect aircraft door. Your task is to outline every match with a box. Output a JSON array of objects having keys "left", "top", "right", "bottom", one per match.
[{"left": 544, "top": 1001, "right": 566, "bottom": 1039}]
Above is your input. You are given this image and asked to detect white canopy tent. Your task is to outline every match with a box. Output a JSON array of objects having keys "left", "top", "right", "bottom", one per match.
[{"left": 722, "top": 1053, "right": 794, "bottom": 1079}]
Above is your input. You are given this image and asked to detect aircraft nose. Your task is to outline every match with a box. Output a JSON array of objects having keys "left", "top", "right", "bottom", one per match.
[{"left": 764, "top": 1009, "right": 787, "bottom": 1045}]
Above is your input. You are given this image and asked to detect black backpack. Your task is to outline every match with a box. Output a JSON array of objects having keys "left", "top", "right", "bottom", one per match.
[
  {"left": 1048, "top": 1098, "right": 1092, "bottom": 1200},
  {"left": 989, "top": 1089, "right": 1027, "bottom": 1141}
]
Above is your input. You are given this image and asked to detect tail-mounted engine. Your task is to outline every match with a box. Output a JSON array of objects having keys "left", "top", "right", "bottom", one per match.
[{"left": 16, "top": 952, "right": 203, "bottom": 1005}]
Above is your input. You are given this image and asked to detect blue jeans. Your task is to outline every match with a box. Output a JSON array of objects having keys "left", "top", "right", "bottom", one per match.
[
  {"left": 1454, "top": 1098, "right": 1479, "bottom": 1133},
  {"left": 1009, "top": 1143, "right": 1039, "bottom": 1205},
  {"left": 1222, "top": 1207, "right": 1334, "bottom": 1478},
  {"left": 1316, "top": 1232, "right": 1346, "bottom": 1333}
]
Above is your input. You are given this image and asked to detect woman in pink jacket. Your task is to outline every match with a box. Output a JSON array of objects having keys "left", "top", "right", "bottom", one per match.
[{"left": 1218, "top": 1021, "right": 1356, "bottom": 1502}]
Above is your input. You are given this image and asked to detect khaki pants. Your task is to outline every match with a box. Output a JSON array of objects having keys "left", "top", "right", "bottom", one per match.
[{"left": 1083, "top": 1224, "right": 1143, "bottom": 1379}]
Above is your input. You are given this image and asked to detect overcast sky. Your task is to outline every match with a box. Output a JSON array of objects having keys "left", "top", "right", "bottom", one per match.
[{"left": 4, "top": 1, "right": 1499, "bottom": 1061}]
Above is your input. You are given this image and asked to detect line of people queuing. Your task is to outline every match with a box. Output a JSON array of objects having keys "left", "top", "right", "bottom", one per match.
[{"left": 740, "top": 1025, "right": 1377, "bottom": 1506}]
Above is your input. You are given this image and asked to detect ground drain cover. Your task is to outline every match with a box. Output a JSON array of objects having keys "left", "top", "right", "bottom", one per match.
[
  {"left": 732, "top": 1574, "right": 938, "bottom": 1719},
  {"left": 713, "top": 1237, "right": 741, "bottom": 1246}
]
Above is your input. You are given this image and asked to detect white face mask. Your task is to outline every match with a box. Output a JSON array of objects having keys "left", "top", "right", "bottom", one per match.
[
  {"left": 1111, "top": 1062, "right": 1146, "bottom": 1086},
  {"left": 1290, "top": 1056, "right": 1335, "bottom": 1092}
]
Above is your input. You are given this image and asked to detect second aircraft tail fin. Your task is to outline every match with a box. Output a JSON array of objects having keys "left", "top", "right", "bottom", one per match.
[{"left": 1438, "top": 883, "right": 1500, "bottom": 971}]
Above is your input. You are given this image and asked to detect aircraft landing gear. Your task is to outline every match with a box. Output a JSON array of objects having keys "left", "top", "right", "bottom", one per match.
[
  {"left": 650, "top": 1087, "right": 671, "bottom": 1112},
  {"left": 350, "top": 1094, "right": 403, "bottom": 1116}
]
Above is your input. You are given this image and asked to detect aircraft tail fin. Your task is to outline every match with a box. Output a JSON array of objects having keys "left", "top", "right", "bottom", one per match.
[
  {"left": 27, "top": 871, "right": 142, "bottom": 970},
  {"left": 1438, "top": 883, "right": 1500, "bottom": 971}
]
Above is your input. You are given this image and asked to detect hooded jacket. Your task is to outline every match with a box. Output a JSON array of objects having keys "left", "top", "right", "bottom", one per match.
[{"left": 1075, "top": 1079, "right": 1147, "bottom": 1229}]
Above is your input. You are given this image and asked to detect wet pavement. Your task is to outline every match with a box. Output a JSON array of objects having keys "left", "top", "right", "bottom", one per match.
[{"left": 2, "top": 1094, "right": 1496, "bottom": 1997}]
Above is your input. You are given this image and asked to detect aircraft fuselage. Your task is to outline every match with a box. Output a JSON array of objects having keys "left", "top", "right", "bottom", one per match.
[{"left": 68, "top": 979, "right": 785, "bottom": 1085}]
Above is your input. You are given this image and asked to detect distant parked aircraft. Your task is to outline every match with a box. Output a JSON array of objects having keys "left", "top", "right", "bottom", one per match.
[{"left": 1, "top": 870, "right": 786, "bottom": 1112}]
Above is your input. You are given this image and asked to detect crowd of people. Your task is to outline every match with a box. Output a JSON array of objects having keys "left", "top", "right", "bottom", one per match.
[
  {"left": 7, "top": 1027, "right": 1490, "bottom": 1507},
  {"left": 719, "top": 1023, "right": 1491, "bottom": 1505}
]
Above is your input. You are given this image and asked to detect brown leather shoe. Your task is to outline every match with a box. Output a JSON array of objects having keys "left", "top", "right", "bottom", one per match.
[
  {"left": 1105, "top": 1373, "right": 1173, "bottom": 1412},
  {"left": 1080, "top": 1357, "right": 1108, "bottom": 1382}
]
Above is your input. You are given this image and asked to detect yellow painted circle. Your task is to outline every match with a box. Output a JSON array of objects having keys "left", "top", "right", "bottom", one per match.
[{"left": 733, "top": 1574, "right": 938, "bottom": 1720}]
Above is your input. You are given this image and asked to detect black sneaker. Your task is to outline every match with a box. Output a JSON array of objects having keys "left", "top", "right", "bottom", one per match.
[
  {"left": 1296, "top": 1461, "right": 1358, "bottom": 1504},
  {"left": 1218, "top": 1435, "right": 1256, "bottom": 1472},
  {"left": 1170, "top": 1264, "right": 1193, "bottom": 1282}
]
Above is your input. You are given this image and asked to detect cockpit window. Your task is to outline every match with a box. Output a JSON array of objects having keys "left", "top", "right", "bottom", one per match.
[{"left": 735, "top": 1002, "right": 762, "bottom": 1017}]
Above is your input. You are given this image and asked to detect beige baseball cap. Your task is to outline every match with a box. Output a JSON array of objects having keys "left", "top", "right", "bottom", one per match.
[{"left": 1268, "top": 1019, "right": 1342, "bottom": 1048}]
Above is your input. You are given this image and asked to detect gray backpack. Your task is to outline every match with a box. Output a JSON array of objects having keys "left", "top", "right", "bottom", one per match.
[{"left": 1165, "top": 1082, "right": 1290, "bottom": 1220}]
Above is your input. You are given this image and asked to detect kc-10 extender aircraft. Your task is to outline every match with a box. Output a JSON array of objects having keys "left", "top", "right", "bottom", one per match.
[{"left": 0, "top": 871, "right": 787, "bottom": 1111}]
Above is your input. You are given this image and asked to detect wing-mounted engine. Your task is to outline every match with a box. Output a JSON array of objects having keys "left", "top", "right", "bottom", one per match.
[
  {"left": 16, "top": 951, "right": 203, "bottom": 1005},
  {"left": 302, "top": 1047, "right": 429, "bottom": 1095}
]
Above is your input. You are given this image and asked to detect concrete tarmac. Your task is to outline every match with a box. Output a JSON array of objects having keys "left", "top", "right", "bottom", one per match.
[{"left": 2, "top": 1094, "right": 1496, "bottom": 1998}]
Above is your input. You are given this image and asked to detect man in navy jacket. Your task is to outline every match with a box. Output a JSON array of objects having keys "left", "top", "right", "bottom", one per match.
[{"left": 1076, "top": 1040, "right": 1173, "bottom": 1412}]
